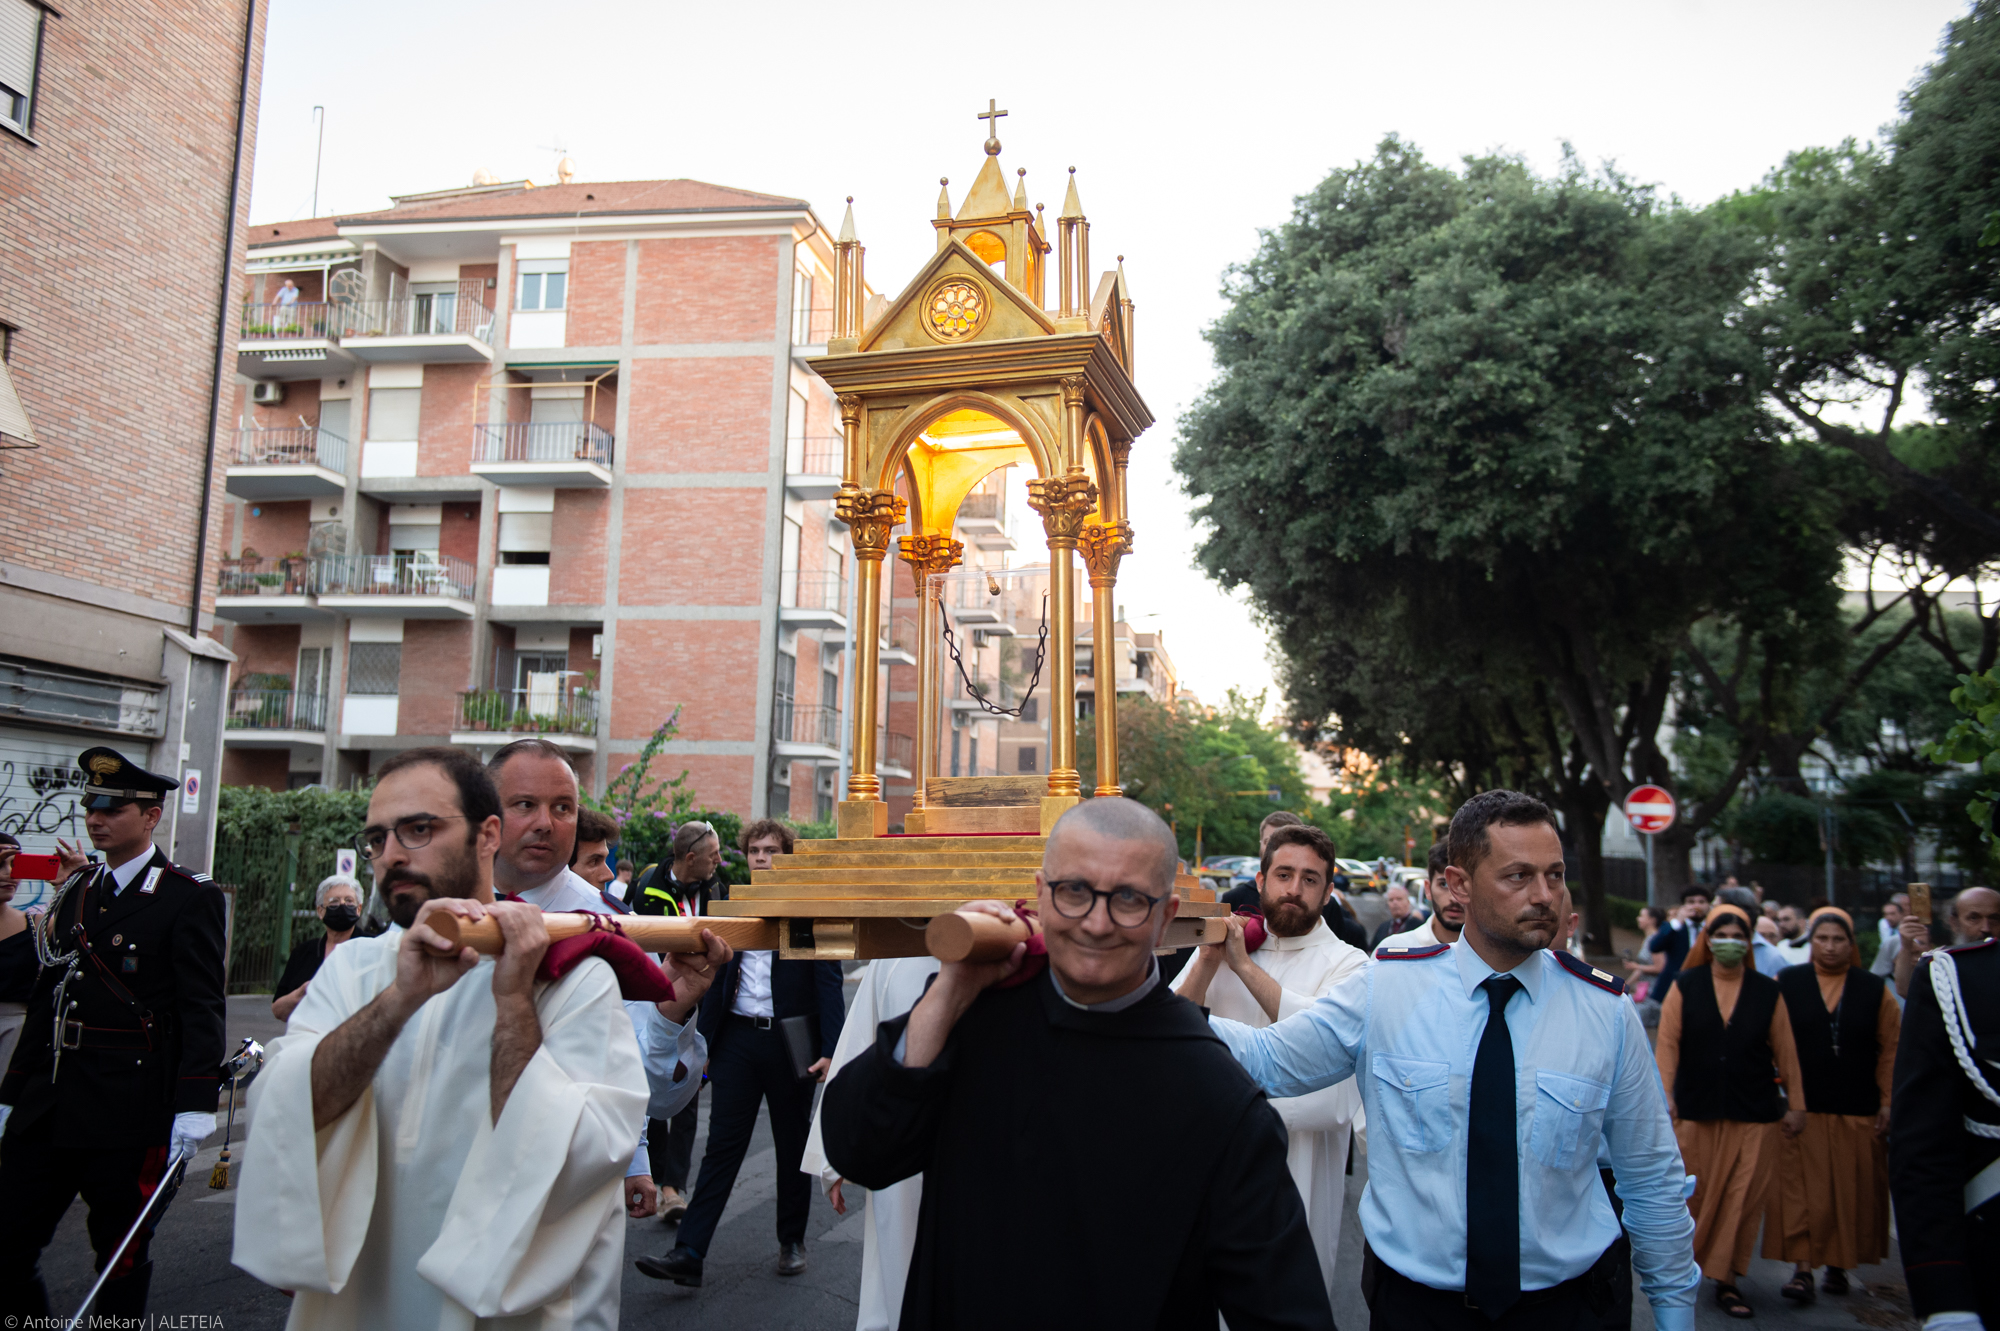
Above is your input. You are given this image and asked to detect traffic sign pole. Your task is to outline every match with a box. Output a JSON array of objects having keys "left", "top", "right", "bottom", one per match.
[
  {"left": 1623, "top": 785, "right": 1678, "bottom": 910},
  {"left": 1644, "top": 831, "right": 1655, "bottom": 909}
]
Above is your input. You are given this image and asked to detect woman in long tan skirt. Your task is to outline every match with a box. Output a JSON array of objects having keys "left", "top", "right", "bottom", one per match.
[
  {"left": 1656, "top": 903, "right": 1807, "bottom": 1319},
  {"left": 1762, "top": 906, "right": 1898, "bottom": 1303}
]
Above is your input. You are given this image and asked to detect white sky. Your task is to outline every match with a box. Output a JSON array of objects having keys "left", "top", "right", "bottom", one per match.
[{"left": 248, "top": 0, "right": 1968, "bottom": 711}]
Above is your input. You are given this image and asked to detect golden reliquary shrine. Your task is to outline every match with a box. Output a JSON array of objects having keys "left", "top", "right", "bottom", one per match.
[{"left": 701, "top": 102, "right": 1230, "bottom": 961}]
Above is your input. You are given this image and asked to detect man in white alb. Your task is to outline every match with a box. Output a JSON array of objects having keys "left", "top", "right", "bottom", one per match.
[
  {"left": 1175, "top": 822, "right": 1369, "bottom": 1310},
  {"left": 233, "top": 747, "right": 649, "bottom": 1329},
  {"left": 1376, "top": 839, "right": 1464, "bottom": 954}
]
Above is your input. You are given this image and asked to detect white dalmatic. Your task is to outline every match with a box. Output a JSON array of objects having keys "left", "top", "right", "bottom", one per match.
[
  {"left": 232, "top": 929, "right": 649, "bottom": 1331},
  {"left": 801, "top": 956, "right": 940, "bottom": 1331},
  {"left": 1172, "top": 918, "right": 1367, "bottom": 1311}
]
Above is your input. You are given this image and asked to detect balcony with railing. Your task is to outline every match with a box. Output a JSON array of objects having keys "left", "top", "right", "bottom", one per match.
[
  {"left": 791, "top": 304, "right": 836, "bottom": 348},
  {"left": 773, "top": 701, "right": 842, "bottom": 757},
  {"left": 315, "top": 553, "right": 476, "bottom": 617},
  {"left": 784, "top": 434, "right": 844, "bottom": 500},
  {"left": 225, "top": 426, "right": 348, "bottom": 500},
  {"left": 215, "top": 555, "right": 329, "bottom": 624},
  {"left": 452, "top": 688, "right": 599, "bottom": 748},
  {"left": 779, "top": 570, "right": 848, "bottom": 631},
  {"left": 469, "top": 421, "right": 615, "bottom": 487},
  {"left": 956, "top": 490, "right": 1013, "bottom": 549},
  {"left": 335, "top": 282, "right": 498, "bottom": 362},
  {"left": 226, "top": 689, "right": 328, "bottom": 736},
  {"left": 882, "top": 729, "right": 915, "bottom": 776},
  {"left": 238, "top": 301, "right": 356, "bottom": 380}
]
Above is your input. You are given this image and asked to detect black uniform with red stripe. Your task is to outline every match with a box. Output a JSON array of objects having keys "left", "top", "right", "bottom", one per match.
[
  {"left": 0, "top": 848, "right": 227, "bottom": 1315},
  {"left": 1890, "top": 937, "right": 2000, "bottom": 1325}
]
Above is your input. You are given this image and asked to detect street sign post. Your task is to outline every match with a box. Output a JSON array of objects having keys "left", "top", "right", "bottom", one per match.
[{"left": 1624, "top": 785, "right": 1677, "bottom": 906}]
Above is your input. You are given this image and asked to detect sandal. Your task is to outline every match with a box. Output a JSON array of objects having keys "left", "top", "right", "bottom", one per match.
[
  {"left": 1780, "top": 1272, "right": 1815, "bottom": 1304},
  {"left": 1822, "top": 1267, "right": 1849, "bottom": 1295},
  {"left": 1715, "top": 1283, "right": 1756, "bottom": 1318}
]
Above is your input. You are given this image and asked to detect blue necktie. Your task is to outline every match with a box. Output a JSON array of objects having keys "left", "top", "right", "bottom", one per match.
[{"left": 1466, "top": 973, "right": 1522, "bottom": 1318}]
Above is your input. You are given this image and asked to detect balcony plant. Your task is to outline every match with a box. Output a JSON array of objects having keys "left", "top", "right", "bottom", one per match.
[{"left": 459, "top": 688, "right": 506, "bottom": 732}]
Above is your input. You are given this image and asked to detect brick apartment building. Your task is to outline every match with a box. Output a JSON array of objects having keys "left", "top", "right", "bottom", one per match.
[
  {"left": 215, "top": 172, "right": 920, "bottom": 820},
  {"left": 0, "top": 0, "right": 265, "bottom": 884}
]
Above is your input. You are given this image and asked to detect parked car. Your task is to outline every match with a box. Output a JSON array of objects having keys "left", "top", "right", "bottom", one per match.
[{"left": 1337, "top": 858, "right": 1384, "bottom": 891}]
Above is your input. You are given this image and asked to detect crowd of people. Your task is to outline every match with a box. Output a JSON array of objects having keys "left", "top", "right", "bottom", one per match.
[{"left": 0, "top": 742, "right": 1996, "bottom": 1331}]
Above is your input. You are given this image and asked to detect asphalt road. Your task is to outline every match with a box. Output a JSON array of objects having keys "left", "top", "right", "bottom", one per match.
[{"left": 25, "top": 994, "right": 1924, "bottom": 1330}]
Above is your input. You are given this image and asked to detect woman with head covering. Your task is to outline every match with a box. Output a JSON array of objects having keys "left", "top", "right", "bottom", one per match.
[
  {"left": 1761, "top": 906, "right": 1898, "bottom": 1302},
  {"left": 270, "top": 873, "right": 368, "bottom": 1023},
  {"left": 1655, "top": 902, "right": 1808, "bottom": 1318}
]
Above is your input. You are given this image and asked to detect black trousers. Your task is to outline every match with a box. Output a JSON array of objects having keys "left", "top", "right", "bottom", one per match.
[
  {"left": 1598, "top": 1167, "right": 1632, "bottom": 1331},
  {"left": 649, "top": 1091, "right": 700, "bottom": 1191},
  {"left": 675, "top": 1017, "right": 815, "bottom": 1257},
  {"left": 1363, "top": 1244, "right": 1605, "bottom": 1331},
  {"left": 0, "top": 1114, "right": 170, "bottom": 1317}
]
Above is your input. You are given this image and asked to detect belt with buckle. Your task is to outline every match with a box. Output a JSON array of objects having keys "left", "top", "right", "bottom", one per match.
[
  {"left": 60, "top": 1018, "right": 152, "bottom": 1051},
  {"left": 729, "top": 1013, "right": 775, "bottom": 1030}
]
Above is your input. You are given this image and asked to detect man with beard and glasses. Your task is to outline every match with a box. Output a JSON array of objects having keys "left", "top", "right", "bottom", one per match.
[
  {"left": 1205, "top": 789, "right": 1700, "bottom": 1330},
  {"left": 232, "top": 747, "right": 655, "bottom": 1330},
  {"left": 1174, "top": 822, "right": 1369, "bottom": 1312},
  {"left": 1377, "top": 840, "right": 1465, "bottom": 953},
  {"left": 486, "top": 739, "right": 727, "bottom": 1228}
]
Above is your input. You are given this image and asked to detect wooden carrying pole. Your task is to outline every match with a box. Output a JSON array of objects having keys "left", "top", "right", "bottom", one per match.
[
  {"left": 424, "top": 912, "right": 781, "bottom": 956},
  {"left": 925, "top": 911, "right": 1034, "bottom": 963}
]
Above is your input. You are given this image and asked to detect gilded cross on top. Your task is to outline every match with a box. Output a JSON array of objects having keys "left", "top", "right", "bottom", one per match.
[{"left": 978, "top": 99, "right": 1007, "bottom": 154}]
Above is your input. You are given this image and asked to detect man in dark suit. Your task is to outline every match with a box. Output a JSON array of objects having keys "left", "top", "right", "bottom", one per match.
[
  {"left": 0, "top": 747, "right": 226, "bottom": 1318},
  {"left": 1367, "top": 881, "right": 1426, "bottom": 951},
  {"left": 636, "top": 818, "right": 845, "bottom": 1287}
]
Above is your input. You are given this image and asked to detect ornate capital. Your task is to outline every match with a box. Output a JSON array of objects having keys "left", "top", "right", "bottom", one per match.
[
  {"left": 1078, "top": 520, "right": 1133, "bottom": 585},
  {"left": 897, "top": 533, "right": 963, "bottom": 594},
  {"left": 1027, "top": 471, "right": 1099, "bottom": 545},
  {"left": 1109, "top": 437, "right": 1133, "bottom": 470},
  {"left": 837, "top": 393, "right": 862, "bottom": 431},
  {"left": 837, "top": 489, "right": 906, "bottom": 560},
  {"left": 1059, "top": 375, "right": 1088, "bottom": 410}
]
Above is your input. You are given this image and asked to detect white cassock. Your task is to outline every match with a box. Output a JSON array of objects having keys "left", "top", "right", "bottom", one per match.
[
  {"left": 232, "top": 927, "right": 650, "bottom": 1331},
  {"left": 800, "top": 957, "right": 939, "bottom": 1331},
  {"left": 1172, "top": 918, "right": 1367, "bottom": 1312}
]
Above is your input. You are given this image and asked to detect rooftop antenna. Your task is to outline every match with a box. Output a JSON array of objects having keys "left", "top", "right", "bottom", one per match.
[
  {"left": 537, "top": 135, "right": 571, "bottom": 184},
  {"left": 310, "top": 105, "right": 325, "bottom": 216}
]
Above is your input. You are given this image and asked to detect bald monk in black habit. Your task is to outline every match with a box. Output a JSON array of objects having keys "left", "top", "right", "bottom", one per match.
[{"left": 821, "top": 798, "right": 1334, "bottom": 1331}]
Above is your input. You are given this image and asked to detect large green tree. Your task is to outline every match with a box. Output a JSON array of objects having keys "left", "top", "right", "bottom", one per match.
[{"left": 1176, "top": 140, "right": 1852, "bottom": 934}]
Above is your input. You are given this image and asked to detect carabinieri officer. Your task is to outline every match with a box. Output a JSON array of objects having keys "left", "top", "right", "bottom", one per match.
[
  {"left": 1889, "top": 929, "right": 2000, "bottom": 1329},
  {"left": 1202, "top": 790, "right": 1699, "bottom": 1330},
  {"left": 0, "top": 746, "right": 227, "bottom": 1318}
]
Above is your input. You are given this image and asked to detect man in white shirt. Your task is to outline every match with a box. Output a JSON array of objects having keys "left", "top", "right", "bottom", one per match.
[
  {"left": 1377, "top": 840, "right": 1464, "bottom": 953},
  {"left": 487, "top": 739, "right": 720, "bottom": 1224},
  {"left": 1771, "top": 903, "right": 1811, "bottom": 968},
  {"left": 1174, "top": 823, "right": 1370, "bottom": 1310}
]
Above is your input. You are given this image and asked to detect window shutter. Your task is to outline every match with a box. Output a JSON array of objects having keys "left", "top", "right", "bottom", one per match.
[
  {"left": 0, "top": 358, "right": 36, "bottom": 446},
  {"left": 497, "top": 512, "right": 552, "bottom": 552},
  {"left": 367, "top": 387, "right": 421, "bottom": 440},
  {"left": 0, "top": 0, "right": 39, "bottom": 101}
]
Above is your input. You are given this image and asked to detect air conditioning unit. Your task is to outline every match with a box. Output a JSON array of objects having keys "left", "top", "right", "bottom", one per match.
[{"left": 250, "top": 381, "right": 285, "bottom": 405}]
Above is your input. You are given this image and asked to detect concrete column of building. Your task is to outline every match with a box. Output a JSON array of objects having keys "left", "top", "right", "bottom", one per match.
[
  {"left": 591, "top": 239, "right": 638, "bottom": 797},
  {"left": 834, "top": 491, "right": 906, "bottom": 828},
  {"left": 1080, "top": 520, "right": 1132, "bottom": 797}
]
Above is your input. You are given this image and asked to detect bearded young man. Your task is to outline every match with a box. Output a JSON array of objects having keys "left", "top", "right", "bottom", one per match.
[
  {"left": 1377, "top": 840, "right": 1465, "bottom": 953},
  {"left": 1205, "top": 789, "right": 1700, "bottom": 1330},
  {"left": 1174, "top": 822, "right": 1369, "bottom": 1311},
  {"left": 232, "top": 747, "right": 654, "bottom": 1329},
  {"left": 820, "top": 798, "right": 1331, "bottom": 1331}
]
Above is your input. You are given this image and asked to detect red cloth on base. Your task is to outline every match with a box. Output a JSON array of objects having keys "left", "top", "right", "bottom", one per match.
[
  {"left": 539, "top": 929, "right": 677, "bottom": 1002},
  {"left": 1235, "top": 909, "right": 1268, "bottom": 953}
]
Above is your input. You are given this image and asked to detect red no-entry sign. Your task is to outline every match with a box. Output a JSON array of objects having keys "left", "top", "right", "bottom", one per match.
[{"left": 1624, "top": 785, "right": 1676, "bottom": 835}]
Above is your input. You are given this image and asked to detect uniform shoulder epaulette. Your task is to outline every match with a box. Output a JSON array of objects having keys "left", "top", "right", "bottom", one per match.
[
  {"left": 1943, "top": 936, "right": 1996, "bottom": 956},
  {"left": 1377, "top": 942, "right": 1451, "bottom": 961},
  {"left": 1552, "top": 948, "right": 1626, "bottom": 995}
]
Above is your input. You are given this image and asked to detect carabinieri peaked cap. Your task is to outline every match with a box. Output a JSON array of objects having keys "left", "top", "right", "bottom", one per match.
[{"left": 77, "top": 745, "right": 179, "bottom": 809}]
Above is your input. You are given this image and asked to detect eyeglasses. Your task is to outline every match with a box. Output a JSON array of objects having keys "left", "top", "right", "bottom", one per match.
[
  {"left": 1046, "top": 879, "right": 1167, "bottom": 928},
  {"left": 355, "top": 814, "right": 466, "bottom": 862}
]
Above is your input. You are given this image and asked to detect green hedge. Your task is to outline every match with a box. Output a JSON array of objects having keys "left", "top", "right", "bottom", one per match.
[{"left": 1605, "top": 895, "right": 1645, "bottom": 931}]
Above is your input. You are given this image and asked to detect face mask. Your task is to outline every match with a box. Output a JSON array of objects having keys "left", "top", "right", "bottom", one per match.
[
  {"left": 322, "top": 903, "right": 361, "bottom": 932},
  {"left": 1707, "top": 938, "right": 1750, "bottom": 966}
]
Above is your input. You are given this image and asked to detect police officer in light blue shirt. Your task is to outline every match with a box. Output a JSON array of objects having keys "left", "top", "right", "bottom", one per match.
[{"left": 1205, "top": 790, "right": 1699, "bottom": 1329}]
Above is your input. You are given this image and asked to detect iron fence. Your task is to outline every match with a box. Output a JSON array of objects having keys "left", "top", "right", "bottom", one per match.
[
  {"left": 318, "top": 552, "right": 476, "bottom": 599},
  {"left": 227, "top": 689, "right": 328, "bottom": 731},
  {"left": 241, "top": 301, "right": 332, "bottom": 339},
  {"left": 332, "top": 285, "right": 496, "bottom": 342},
  {"left": 473, "top": 421, "right": 615, "bottom": 468},
  {"left": 215, "top": 555, "right": 320, "bottom": 597},
  {"left": 232, "top": 426, "right": 347, "bottom": 473},
  {"left": 213, "top": 835, "right": 351, "bottom": 995},
  {"left": 782, "top": 571, "right": 847, "bottom": 612},
  {"left": 455, "top": 688, "right": 599, "bottom": 736},
  {"left": 789, "top": 435, "right": 843, "bottom": 474},
  {"left": 774, "top": 701, "right": 841, "bottom": 748}
]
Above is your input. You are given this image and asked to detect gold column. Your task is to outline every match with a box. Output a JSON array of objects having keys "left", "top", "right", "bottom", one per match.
[
  {"left": 837, "top": 394, "right": 861, "bottom": 490},
  {"left": 833, "top": 489, "right": 904, "bottom": 835},
  {"left": 897, "top": 534, "right": 962, "bottom": 819},
  {"left": 1079, "top": 520, "right": 1133, "bottom": 797},
  {"left": 1028, "top": 461, "right": 1097, "bottom": 804}
]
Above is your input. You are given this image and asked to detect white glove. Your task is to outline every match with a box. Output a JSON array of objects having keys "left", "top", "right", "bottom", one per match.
[
  {"left": 0, "top": 1103, "right": 11, "bottom": 1138},
  {"left": 1922, "top": 1315, "right": 1987, "bottom": 1330},
  {"left": 170, "top": 1110, "right": 215, "bottom": 1162}
]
